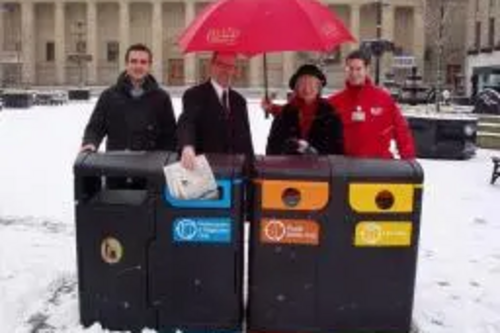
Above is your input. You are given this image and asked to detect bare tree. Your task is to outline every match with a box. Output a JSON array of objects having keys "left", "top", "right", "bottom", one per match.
[{"left": 422, "top": 0, "right": 468, "bottom": 109}]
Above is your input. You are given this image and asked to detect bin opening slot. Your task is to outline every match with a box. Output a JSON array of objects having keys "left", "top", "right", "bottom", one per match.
[
  {"left": 281, "top": 187, "right": 302, "bottom": 208},
  {"left": 375, "top": 190, "right": 395, "bottom": 210},
  {"left": 80, "top": 176, "right": 148, "bottom": 205},
  {"left": 166, "top": 184, "right": 223, "bottom": 201}
]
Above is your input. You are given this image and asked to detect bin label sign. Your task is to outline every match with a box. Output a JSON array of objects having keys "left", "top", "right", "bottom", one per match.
[
  {"left": 100, "top": 237, "right": 123, "bottom": 265},
  {"left": 355, "top": 222, "right": 412, "bottom": 247},
  {"left": 173, "top": 218, "right": 231, "bottom": 243},
  {"left": 260, "top": 219, "right": 320, "bottom": 246}
]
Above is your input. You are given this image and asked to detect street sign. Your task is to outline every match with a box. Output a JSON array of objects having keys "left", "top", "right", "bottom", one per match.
[
  {"left": 393, "top": 56, "right": 416, "bottom": 68},
  {"left": 67, "top": 53, "right": 93, "bottom": 62}
]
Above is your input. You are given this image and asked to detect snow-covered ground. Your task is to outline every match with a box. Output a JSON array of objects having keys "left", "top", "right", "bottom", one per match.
[{"left": 0, "top": 98, "right": 499, "bottom": 333}]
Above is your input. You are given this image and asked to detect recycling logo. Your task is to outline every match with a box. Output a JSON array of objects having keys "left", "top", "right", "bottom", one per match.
[
  {"left": 264, "top": 219, "right": 287, "bottom": 242},
  {"left": 175, "top": 219, "right": 199, "bottom": 241}
]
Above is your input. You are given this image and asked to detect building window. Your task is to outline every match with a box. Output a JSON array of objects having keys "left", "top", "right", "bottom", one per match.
[
  {"left": 46, "top": 42, "right": 55, "bottom": 62},
  {"left": 475, "top": 21, "right": 481, "bottom": 50},
  {"left": 107, "top": 41, "right": 119, "bottom": 62},
  {"left": 168, "top": 58, "right": 185, "bottom": 85},
  {"left": 76, "top": 41, "right": 86, "bottom": 53},
  {"left": 446, "top": 64, "right": 461, "bottom": 85},
  {"left": 489, "top": 17, "right": 495, "bottom": 48}
]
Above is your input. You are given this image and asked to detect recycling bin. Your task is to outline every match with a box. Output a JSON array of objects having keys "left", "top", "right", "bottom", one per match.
[
  {"left": 74, "top": 151, "right": 169, "bottom": 332},
  {"left": 248, "top": 155, "right": 424, "bottom": 333},
  {"left": 2, "top": 90, "right": 34, "bottom": 108},
  {"left": 68, "top": 88, "right": 91, "bottom": 101},
  {"left": 150, "top": 153, "right": 248, "bottom": 333},
  {"left": 406, "top": 113, "right": 477, "bottom": 159},
  {"left": 248, "top": 156, "right": 332, "bottom": 332}
]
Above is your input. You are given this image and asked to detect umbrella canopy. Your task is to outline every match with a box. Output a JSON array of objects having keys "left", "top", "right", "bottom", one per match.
[{"left": 179, "top": 0, "right": 355, "bottom": 56}]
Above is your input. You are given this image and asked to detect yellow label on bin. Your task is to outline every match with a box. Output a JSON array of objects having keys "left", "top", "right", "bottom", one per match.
[
  {"left": 349, "top": 184, "right": 419, "bottom": 213},
  {"left": 355, "top": 222, "right": 412, "bottom": 247}
]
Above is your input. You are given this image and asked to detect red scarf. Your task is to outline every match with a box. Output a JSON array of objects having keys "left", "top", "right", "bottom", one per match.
[{"left": 294, "top": 98, "right": 318, "bottom": 139}]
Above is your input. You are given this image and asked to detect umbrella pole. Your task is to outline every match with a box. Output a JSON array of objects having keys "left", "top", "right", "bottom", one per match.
[{"left": 263, "top": 53, "right": 270, "bottom": 118}]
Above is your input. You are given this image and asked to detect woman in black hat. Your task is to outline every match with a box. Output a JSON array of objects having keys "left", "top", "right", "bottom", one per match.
[{"left": 266, "top": 64, "right": 344, "bottom": 155}]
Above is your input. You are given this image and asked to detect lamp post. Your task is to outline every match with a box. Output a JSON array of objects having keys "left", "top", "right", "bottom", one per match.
[
  {"left": 435, "top": 1, "right": 445, "bottom": 112},
  {"left": 375, "top": 0, "right": 382, "bottom": 85},
  {"left": 69, "top": 20, "right": 91, "bottom": 87},
  {"left": 75, "top": 20, "right": 85, "bottom": 87}
]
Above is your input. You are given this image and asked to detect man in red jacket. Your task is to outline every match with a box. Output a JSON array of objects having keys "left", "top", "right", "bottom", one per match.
[{"left": 328, "top": 50, "right": 415, "bottom": 159}]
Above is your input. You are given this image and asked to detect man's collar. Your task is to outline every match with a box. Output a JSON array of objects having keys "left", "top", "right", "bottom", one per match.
[
  {"left": 345, "top": 77, "right": 373, "bottom": 89},
  {"left": 210, "top": 78, "right": 227, "bottom": 100}
]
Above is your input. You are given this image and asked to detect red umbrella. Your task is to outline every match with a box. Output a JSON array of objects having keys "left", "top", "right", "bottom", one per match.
[
  {"left": 178, "top": 0, "right": 355, "bottom": 116},
  {"left": 179, "top": 0, "right": 355, "bottom": 55}
]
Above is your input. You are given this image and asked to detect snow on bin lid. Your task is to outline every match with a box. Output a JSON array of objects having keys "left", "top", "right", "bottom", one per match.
[
  {"left": 402, "top": 105, "right": 476, "bottom": 121},
  {"left": 403, "top": 111, "right": 477, "bottom": 121}
]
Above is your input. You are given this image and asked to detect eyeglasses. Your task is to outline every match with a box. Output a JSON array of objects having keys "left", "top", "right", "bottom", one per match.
[
  {"left": 129, "top": 59, "right": 150, "bottom": 65},
  {"left": 213, "top": 60, "right": 236, "bottom": 70}
]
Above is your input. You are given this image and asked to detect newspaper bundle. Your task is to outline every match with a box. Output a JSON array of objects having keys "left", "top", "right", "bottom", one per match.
[{"left": 163, "top": 155, "right": 218, "bottom": 200}]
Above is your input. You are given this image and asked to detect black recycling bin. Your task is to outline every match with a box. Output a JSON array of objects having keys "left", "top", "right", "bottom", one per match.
[
  {"left": 406, "top": 114, "right": 477, "bottom": 159},
  {"left": 248, "top": 156, "right": 332, "bottom": 332},
  {"left": 74, "top": 151, "right": 169, "bottom": 332},
  {"left": 150, "top": 153, "right": 247, "bottom": 333},
  {"left": 2, "top": 90, "right": 34, "bottom": 108},
  {"left": 248, "top": 156, "right": 424, "bottom": 333},
  {"left": 69, "top": 88, "right": 91, "bottom": 101}
]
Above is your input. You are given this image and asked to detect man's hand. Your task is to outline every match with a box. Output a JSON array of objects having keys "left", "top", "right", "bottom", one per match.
[
  {"left": 80, "top": 144, "right": 96, "bottom": 153},
  {"left": 181, "top": 146, "right": 196, "bottom": 170}
]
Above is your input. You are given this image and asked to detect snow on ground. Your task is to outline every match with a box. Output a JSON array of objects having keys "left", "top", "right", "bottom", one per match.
[{"left": 0, "top": 98, "right": 499, "bottom": 332}]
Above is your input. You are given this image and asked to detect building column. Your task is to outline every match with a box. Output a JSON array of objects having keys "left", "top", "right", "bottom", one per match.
[
  {"left": 21, "top": 1, "right": 35, "bottom": 86},
  {"left": 282, "top": 52, "right": 295, "bottom": 88},
  {"left": 350, "top": 4, "right": 361, "bottom": 50},
  {"left": 0, "top": 7, "right": 4, "bottom": 85},
  {"left": 466, "top": 0, "right": 475, "bottom": 50},
  {"left": 119, "top": 0, "right": 130, "bottom": 72},
  {"left": 87, "top": 0, "right": 98, "bottom": 85},
  {"left": 152, "top": 0, "right": 164, "bottom": 83},
  {"left": 184, "top": 0, "right": 196, "bottom": 85},
  {"left": 249, "top": 55, "right": 262, "bottom": 88},
  {"left": 381, "top": 4, "right": 395, "bottom": 76},
  {"left": 382, "top": 3, "right": 394, "bottom": 41},
  {"left": 0, "top": 7, "right": 3, "bottom": 50},
  {"left": 54, "top": 1, "right": 66, "bottom": 85},
  {"left": 413, "top": 4, "right": 425, "bottom": 73},
  {"left": 496, "top": 0, "right": 500, "bottom": 46}
]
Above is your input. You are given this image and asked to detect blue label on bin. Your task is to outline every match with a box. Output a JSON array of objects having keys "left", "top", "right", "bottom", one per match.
[{"left": 173, "top": 218, "right": 232, "bottom": 243}]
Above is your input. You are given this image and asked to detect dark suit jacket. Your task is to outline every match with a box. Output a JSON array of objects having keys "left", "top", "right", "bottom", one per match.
[
  {"left": 266, "top": 98, "right": 344, "bottom": 155},
  {"left": 82, "top": 72, "right": 177, "bottom": 151},
  {"left": 177, "top": 80, "right": 254, "bottom": 157}
]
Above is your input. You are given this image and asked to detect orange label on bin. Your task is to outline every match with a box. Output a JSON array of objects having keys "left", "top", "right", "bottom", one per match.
[{"left": 260, "top": 219, "right": 320, "bottom": 245}]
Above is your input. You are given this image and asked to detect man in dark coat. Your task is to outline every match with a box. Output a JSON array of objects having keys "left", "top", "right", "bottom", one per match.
[
  {"left": 80, "top": 43, "right": 176, "bottom": 152},
  {"left": 177, "top": 52, "right": 254, "bottom": 170},
  {"left": 266, "top": 64, "right": 344, "bottom": 155}
]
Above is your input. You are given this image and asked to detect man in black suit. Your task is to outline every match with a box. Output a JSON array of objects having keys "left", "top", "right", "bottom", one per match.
[{"left": 177, "top": 52, "right": 254, "bottom": 169}]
